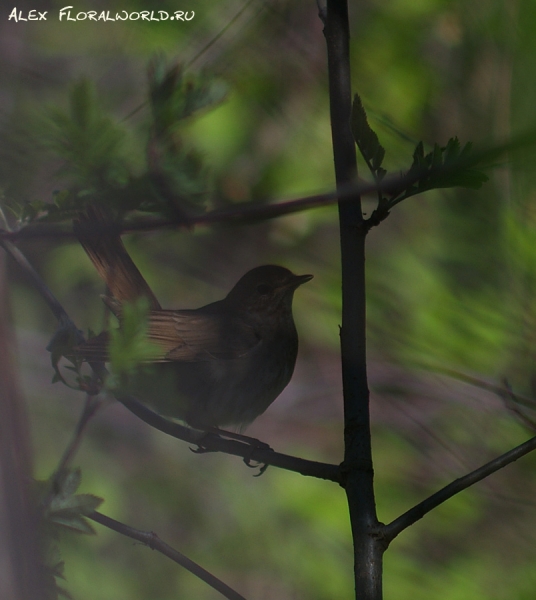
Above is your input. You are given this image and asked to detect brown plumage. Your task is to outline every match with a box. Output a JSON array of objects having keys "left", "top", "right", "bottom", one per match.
[{"left": 74, "top": 208, "right": 312, "bottom": 429}]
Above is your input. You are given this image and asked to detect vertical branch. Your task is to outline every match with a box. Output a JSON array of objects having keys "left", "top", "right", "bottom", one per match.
[
  {"left": 323, "top": 1, "right": 382, "bottom": 599},
  {"left": 0, "top": 253, "right": 48, "bottom": 600}
]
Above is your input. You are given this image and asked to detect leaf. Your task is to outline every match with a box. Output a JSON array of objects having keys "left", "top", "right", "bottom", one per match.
[
  {"left": 108, "top": 297, "right": 162, "bottom": 376},
  {"left": 149, "top": 56, "right": 228, "bottom": 127},
  {"left": 50, "top": 513, "right": 97, "bottom": 535},
  {"left": 388, "top": 136, "right": 489, "bottom": 210},
  {"left": 351, "top": 93, "right": 385, "bottom": 171},
  {"left": 52, "top": 493, "right": 103, "bottom": 515},
  {"left": 43, "top": 78, "right": 129, "bottom": 189},
  {"left": 372, "top": 146, "right": 385, "bottom": 171},
  {"left": 44, "top": 469, "right": 104, "bottom": 536},
  {"left": 58, "top": 468, "right": 82, "bottom": 498}
]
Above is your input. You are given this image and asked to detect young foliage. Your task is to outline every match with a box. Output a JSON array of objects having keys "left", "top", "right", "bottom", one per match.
[
  {"left": 37, "top": 469, "right": 103, "bottom": 599},
  {"left": 351, "top": 93, "right": 489, "bottom": 227},
  {"left": 146, "top": 57, "right": 228, "bottom": 218},
  {"left": 148, "top": 56, "right": 228, "bottom": 129},
  {"left": 16, "top": 59, "right": 228, "bottom": 226},
  {"left": 107, "top": 297, "right": 161, "bottom": 381},
  {"left": 44, "top": 79, "right": 129, "bottom": 188},
  {"left": 44, "top": 469, "right": 103, "bottom": 535},
  {"left": 351, "top": 94, "right": 387, "bottom": 181},
  {"left": 394, "top": 138, "right": 489, "bottom": 204}
]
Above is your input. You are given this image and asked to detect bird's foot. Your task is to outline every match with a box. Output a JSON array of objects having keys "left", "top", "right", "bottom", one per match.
[
  {"left": 190, "top": 427, "right": 272, "bottom": 475},
  {"left": 209, "top": 428, "right": 272, "bottom": 476},
  {"left": 207, "top": 427, "right": 272, "bottom": 451}
]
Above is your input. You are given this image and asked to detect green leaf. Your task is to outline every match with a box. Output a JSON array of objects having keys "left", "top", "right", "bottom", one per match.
[
  {"left": 44, "top": 469, "right": 104, "bottom": 536},
  {"left": 43, "top": 78, "right": 129, "bottom": 189},
  {"left": 417, "top": 138, "right": 486, "bottom": 189},
  {"left": 108, "top": 297, "right": 162, "bottom": 377},
  {"left": 149, "top": 56, "right": 228, "bottom": 128},
  {"left": 50, "top": 514, "right": 96, "bottom": 535},
  {"left": 388, "top": 136, "right": 489, "bottom": 210},
  {"left": 351, "top": 94, "right": 385, "bottom": 172},
  {"left": 59, "top": 468, "right": 82, "bottom": 498},
  {"left": 372, "top": 146, "right": 386, "bottom": 171}
]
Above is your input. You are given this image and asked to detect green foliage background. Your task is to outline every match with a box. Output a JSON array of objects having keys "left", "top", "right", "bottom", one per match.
[{"left": 4, "top": 0, "right": 536, "bottom": 598}]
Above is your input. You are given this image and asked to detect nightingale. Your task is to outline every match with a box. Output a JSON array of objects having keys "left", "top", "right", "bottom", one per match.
[{"left": 73, "top": 208, "right": 312, "bottom": 430}]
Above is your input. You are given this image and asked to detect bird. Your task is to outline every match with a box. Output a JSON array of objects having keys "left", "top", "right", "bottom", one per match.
[{"left": 73, "top": 208, "right": 312, "bottom": 430}]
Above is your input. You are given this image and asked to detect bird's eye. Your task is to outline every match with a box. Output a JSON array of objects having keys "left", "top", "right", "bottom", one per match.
[{"left": 256, "top": 284, "right": 272, "bottom": 295}]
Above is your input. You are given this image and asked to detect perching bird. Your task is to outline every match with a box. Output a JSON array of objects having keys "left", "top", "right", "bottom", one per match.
[{"left": 73, "top": 208, "right": 312, "bottom": 430}]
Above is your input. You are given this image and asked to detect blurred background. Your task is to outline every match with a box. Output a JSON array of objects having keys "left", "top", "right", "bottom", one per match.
[{"left": 3, "top": 0, "right": 536, "bottom": 598}]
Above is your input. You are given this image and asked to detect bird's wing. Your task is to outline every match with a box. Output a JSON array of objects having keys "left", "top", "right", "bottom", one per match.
[
  {"left": 147, "top": 309, "right": 261, "bottom": 362},
  {"left": 75, "top": 309, "right": 260, "bottom": 364}
]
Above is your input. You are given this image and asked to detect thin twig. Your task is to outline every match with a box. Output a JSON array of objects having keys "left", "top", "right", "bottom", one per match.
[
  {"left": 499, "top": 379, "right": 536, "bottom": 432},
  {"left": 41, "top": 394, "right": 107, "bottom": 510},
  {"left": 0, "top": 168, "right": 434, "bottom": 244},
  {"left": 1, "top": 181, "right": 365, "bottom": 242},
  {"left": 0, "top": 239, "right": 74, "bottom": 324},
  {"left": 1, "top": 134, "right": 511, "bottom": 243},
  {"left": 89, "top": 511, "right": 247, "bottom": 600},
  {"left": 382, "top": 433, "right": 536, "bottom": 543},
  {"left": 116, "top": 394, "right": 342, "bottom": 482},
  {"left": 415, "top": 362, "right": 536, "bottom": 411}
]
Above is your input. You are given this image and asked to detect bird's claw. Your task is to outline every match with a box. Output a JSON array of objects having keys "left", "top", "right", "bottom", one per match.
[
  {"left": 190, "top": 427, "right": 273, "bottom": 474},
  {"left": 241, "top": 439, "right": 273, "bottom": 476},
  {"left": 243, "top": 456, "right": 269, "bottom": 476}
]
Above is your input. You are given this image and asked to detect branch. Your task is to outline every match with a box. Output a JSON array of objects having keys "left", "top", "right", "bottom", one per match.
[
  {"left": 0, "top": 239, "right": 74, "bottom": 324},
  {"left": 116, "top": 394, "right": 342, "bottom": 483},
  {"left": 382, "top": 433, "right": 536, "bottom": 543},
  {"left": 415, "top": 362, "right": 536, "bottom": 412},
  {"left": 324, "top": 1, "right": 381, "bottom": 599},
  {"left": 89, "top": 511, "right": 247, "bottom": 600},
  {"left": 0, "top": 164, "right": 453, "bottom": 243},
  {"left": 41, "top": 394, "right": 106, "bottom": 511},
  {"left": 500, "top": 380, "right": 536, "bottom": 432},
  {"left": 1, "top": 181, "right": 366, "bottom": 242}
]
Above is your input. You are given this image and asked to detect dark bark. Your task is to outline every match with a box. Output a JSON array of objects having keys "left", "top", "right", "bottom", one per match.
[{"left": 323, "top": 1, "right": 383, "bottom": 598}]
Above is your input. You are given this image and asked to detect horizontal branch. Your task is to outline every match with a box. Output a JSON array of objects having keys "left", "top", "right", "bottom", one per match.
[
  {"left": 1, "top": 180, "right": 368, "bottom": 242},
  {"left": 2, "top": 129, "right": 526, "bottom": 244},
  {"left": 89, "top": 511, "right": 247, "bottom": 600},
  {"left": 382, "top": 433, "right": 536, "bottom": 543},
  {"left": 116, "top": 395, "right": 342, "bottom": 483}
]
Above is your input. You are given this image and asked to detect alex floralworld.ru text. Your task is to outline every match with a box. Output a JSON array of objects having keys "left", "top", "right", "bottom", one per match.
[{"left": 8, "top": 7, "right": 195, "bottom": 22}]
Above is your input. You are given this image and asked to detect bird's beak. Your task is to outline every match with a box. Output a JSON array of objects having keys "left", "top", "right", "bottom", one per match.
[{"left": 288, "top": 273, "right": 313, "bottom": 289}]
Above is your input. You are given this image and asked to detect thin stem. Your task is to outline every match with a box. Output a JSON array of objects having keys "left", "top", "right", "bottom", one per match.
[
  {"left": 415, "top": 362, "right": 536, "bottom": 411},
  {"left": 2, "top": 181, "right": 369, "bottom": 242},
  {"left": 89, "top": 511, "right": 247, "bottom": 600},
  {"left": 324, "top": 1, "right": 382, "bottom": 599},
  {"left": 117, "top": 395, "right": 342, "bottom": 482},
  {"left": 383, "top": 434, "right": 536, "bottom": 542},
  {"left": 0, "top": 239, "right": 73, "bottom": 324},
  {"left": 41, "top": 395, "right": 106, "bottom": 510}
]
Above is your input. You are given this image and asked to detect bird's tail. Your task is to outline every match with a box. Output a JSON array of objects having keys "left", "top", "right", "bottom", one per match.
[{"left": 73, "top": 205, "right": 161, "bottom": 310}]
